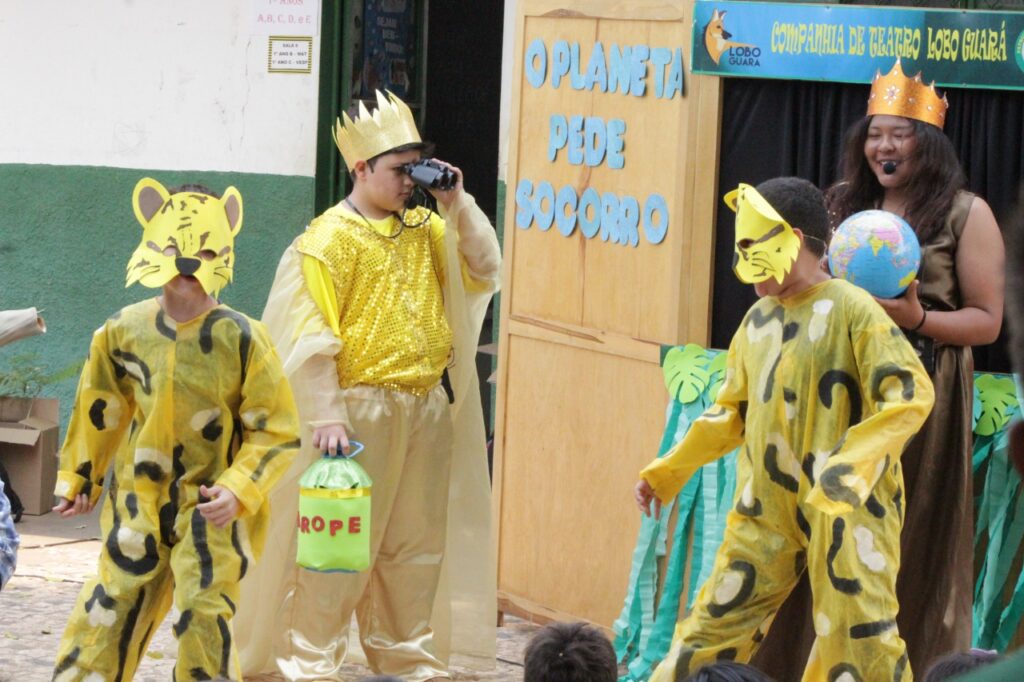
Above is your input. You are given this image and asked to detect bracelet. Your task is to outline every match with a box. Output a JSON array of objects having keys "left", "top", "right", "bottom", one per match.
[{"left": 909, "top": 309, "right": 927, "bottom": 332}]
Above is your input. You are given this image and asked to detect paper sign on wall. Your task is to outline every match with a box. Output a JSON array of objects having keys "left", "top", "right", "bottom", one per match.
[{"left": 269, "top": 36, "right": 313, "bottom": 73}]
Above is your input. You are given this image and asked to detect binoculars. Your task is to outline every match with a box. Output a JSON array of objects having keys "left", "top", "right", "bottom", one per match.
[{"left": 402, "top": 159, "right": 458, "bottom": 191}]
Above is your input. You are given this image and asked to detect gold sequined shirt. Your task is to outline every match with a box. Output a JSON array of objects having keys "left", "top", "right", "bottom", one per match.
[{"left": 296, "top": 204, "right": 452, "bottom": 394}]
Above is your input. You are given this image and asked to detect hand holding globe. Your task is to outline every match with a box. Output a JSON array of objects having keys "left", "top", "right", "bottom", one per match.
[
  {"left": 828, "top": 210, "right": 921, "bottom": 299},
  {"left": 828, "top": 210, "right": 927, "bottom": 330}
]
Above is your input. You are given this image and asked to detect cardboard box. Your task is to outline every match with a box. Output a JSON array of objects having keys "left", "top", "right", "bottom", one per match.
[{"left": 0, "top": 397, "right": 59, "bottom": 515}]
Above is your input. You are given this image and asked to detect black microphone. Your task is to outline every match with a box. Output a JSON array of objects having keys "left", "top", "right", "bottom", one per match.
[{"left": 882, "top": 161, "right": 898, "bottom": 175}]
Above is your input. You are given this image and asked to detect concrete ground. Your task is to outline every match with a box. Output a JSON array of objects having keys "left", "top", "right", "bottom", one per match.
[{"left": 0, "top": 512, "right": 539, "bottom": 682}]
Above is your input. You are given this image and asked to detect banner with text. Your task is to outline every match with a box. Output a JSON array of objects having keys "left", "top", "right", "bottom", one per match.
[{"left": 692, "top": 0, "right": 1024, "bottom": 90}]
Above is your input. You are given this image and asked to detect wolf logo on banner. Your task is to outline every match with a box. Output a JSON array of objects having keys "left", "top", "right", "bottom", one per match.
[{"left": 703, "top": 9, "right": 754, "bottom": 65}]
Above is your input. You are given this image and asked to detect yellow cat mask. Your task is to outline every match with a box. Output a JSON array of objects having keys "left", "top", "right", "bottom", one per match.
[
  {"left": 724, "top": 183, "right": 801, "bottom": 285},
  {"left": 126, "top": 178, "right": 243, "bottom": 295}
]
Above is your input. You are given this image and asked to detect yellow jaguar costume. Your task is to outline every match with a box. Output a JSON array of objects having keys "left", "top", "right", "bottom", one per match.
[
  {"left": 52, "top": 180, "right": 299, "bottom": 681},
  {"left": 642, "top": 279, "right": 934, "bottom": 681}
]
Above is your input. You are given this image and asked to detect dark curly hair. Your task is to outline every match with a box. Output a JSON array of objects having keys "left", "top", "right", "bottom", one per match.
[
  {"left": 755, "top": 176, "right": 829, "bottom": 258},
  {"left": 523, "top": 621, "right": 617, "bottom": 682},
  {"left": 826, "top": 117, "right": 966, "bottom": 244}
]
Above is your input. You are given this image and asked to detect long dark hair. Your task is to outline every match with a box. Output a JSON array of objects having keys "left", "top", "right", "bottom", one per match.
[{"left": 826, "top": 117, "right": 966, "bottom": 244}]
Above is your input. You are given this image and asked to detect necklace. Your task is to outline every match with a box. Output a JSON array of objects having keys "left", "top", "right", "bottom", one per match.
[{"left": 344, "top": 198, "right": 404, "bottom": 239}]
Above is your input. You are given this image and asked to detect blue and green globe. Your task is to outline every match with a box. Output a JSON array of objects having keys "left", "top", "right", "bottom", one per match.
[{"left": 828, "top": 210, "right": 921, "bottom": 299}]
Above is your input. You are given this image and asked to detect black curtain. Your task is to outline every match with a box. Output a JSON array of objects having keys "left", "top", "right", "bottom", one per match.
[{"left": 711, "top": 78, "right": 1024, "bottom": 373}]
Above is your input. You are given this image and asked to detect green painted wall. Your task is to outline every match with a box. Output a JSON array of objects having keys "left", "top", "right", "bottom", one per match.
[{"left": 0, "top": 164, "right": 315, "bottom": 430}]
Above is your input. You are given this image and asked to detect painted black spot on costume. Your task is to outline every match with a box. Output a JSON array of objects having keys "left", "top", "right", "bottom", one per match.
[
  {"left": 218, "top": 614, "right": 232, "bottom": 678},
  {"left": 865, "top": 494, "right": 886, "bottom": 518},
  {"left": 672, "top": 646, "right": 699, "bottom": 682},
  {"left": 717, "top": 648, "right": 737, "bottom": 661},
  {"left": 155, "top": 309, "right": 177, "bottom": 341},
  {"left": 871, "top": 363, "right": 916, "bottom": 402},
  {"left": 222, "top": 593, "right": 236, "bottom": 615},
  {"left": 192, "top": 504, "right": 215, "bottom": 589},
  {"left": 736, "top": 493, "right": 762, "bottom": 517},
  {"left": 114, "top": 588, "right": 146, "bottom": 682},
  {"left": 752, "top": 628, "right": 765, "bottom": 644},
  {"left": 795, "top": 550, "right": 807, "bottom": 577},
  {"left": 827, "top": 518, "right": 862, "bottom": 595},
  {"left": 850, "top": 619, "right": 896, "bottom": 638},
  {"left": 783, "top": 321, "right": 799, "bottom": 341},
  {"left": 819, "top": 464, "right": 862, "bottom": 508},
  {"left": 249, "top": 439, "right": 301, "bottom": 481},
  {"left": 894, "top": 487, "right": 903, "bottom": 520},
  {"left": 746, "top": 306, "right": 786, "bottom": 402},
  {"left": 199, "top": 309, "right": 252, "bottom": 382},
  {"left": 75, "top": 462, "right": 96, "bottom": 499},
  {"left": 190, "top": 668, "right": 213, "bottom": 681},
  {"left": 228, "top": 416, "right": 243, "bottom": 467},
  {"left": 764, "top": 444, "right": 799, "bottom": 492},
  {"left": 85, "top": 583, "right": 117, "bottom": 612},
  {"left": 130, "top": 419, "right": 139, "bottom": 439},
  {"left": 111, "top": 349, "right": 153, "bottom": 395},
  {"left": 707, "top": 561, "right": 757, "bottom": 617},
  {"left": 796, "top": 506, "right": 811, "bottom": 539},
  {"left": 818, "top": 370, "right": 863, "bottom": 427},
  {"left": 201, "top": 419, "right": 223, "bottom": 442},
  {"left": 801, "top": 452, "right": 816, "bottom": 485},
  {"left": 89, "top": 399, "right": 109, "bottom": 430},
  {"left": 159, "top": 445, "right": 186, "bottom": 546},
  {"left": 106, "top": 506, "right": 160, "bottom": 576},
  {"left": 895, "top": 651, "right": 908, "bottom": 682},
  {"left": 828, "top": 663, "right": 864, "bottom": 682},
  {"left": 231, "top": 521, "right": 249, "bottom": 580},
  {"left": 174, "top": 609, "right": 193, "bottom": 637},
  {"left": 134, "top": 461, "right": 165, "bottom": 482},
  {"left": 53, "top": 646, "right": 81, "bottom": 677},
  {"left": 125, "top": 493, "right": 139, "bottom": 519},
  {"left": 136, "top": 621, "right": 155, "bottom": 666}
]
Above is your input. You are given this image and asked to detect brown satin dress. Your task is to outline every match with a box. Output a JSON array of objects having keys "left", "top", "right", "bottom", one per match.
[{"left": 751, "top": 191, "right": 976, "bottom": 679}]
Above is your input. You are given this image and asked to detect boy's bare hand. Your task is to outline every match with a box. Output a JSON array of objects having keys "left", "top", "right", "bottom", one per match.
[
  {"left": 53, "top": 493, "right": 95, "bottom": 518},
  {"left": 634, "top": 479, "right": 662, "bottom": 519},
  {"left": 198, "top": 485, "right": 240, "bottom": 528},
  {"left": 312, "top": 423, "right": 350, "bottom": 456}
]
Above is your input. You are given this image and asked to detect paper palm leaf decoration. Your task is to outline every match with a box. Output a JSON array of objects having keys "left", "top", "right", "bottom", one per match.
[
  {"left": 974, "top": 374, "right": 1020, "bottom": 437},
  {"left": 663, "top": 344, "right": 711, "bottom": 404}
]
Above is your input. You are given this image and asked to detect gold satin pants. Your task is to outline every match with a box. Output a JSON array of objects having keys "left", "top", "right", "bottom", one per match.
[{"left": 278, "top": 384, "right": 454, "bottom": 681}]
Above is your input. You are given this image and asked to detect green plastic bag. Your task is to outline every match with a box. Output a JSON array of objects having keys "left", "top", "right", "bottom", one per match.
[{"left": 296, "top": 441, "right": 372, "bottom": 573}]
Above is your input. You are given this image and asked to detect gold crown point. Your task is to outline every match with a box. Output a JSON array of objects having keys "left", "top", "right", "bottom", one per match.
[
  {"left": 331, "top": 90, "right": 422, "bottom": 171},
  {"left": 866, "top": 59, "right": 946, "bottom": 129}
]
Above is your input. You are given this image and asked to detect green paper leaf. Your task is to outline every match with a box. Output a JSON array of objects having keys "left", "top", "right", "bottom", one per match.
[
  {"left": 975, "top": 374, "right": 1020, "bottom": 437},
  {"left": 662, "top": 344, "right": 711, "bottom": 405},
  {"left": 705, "top": 350, "right": 728, "bottom": 401}
]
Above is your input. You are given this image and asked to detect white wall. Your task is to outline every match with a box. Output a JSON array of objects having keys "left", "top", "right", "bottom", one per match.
[{"left": 0, "top": 1, "right": 322, "bottom": 176}]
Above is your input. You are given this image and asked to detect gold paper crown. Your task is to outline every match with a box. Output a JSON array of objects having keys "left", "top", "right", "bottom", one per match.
[
  {"left": 332, "top": 90, "right": 422, "bottom": 170},
  {"left": 867, "top": 59, "right": 948, "bottom": 129}
]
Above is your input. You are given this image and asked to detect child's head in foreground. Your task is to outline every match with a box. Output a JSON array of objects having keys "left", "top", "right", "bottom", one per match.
[
  {"left": 523, "top": 621, "right": 617, "bottom": 682},
  {"left": 726, "top": 176, "right": 829, "bottom": 298},
  {"left": 683, "top": 660, "right": 775, "bottom": 682}
]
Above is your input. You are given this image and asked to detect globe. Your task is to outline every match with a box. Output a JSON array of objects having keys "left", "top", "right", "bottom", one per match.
[{"left": 828, "top": 210, "right": 921, "bottom": 299}]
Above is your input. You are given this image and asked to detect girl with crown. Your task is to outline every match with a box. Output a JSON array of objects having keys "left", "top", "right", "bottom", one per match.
[{"left": 754, "top": 60, "right": 1005, "bottom": 680}]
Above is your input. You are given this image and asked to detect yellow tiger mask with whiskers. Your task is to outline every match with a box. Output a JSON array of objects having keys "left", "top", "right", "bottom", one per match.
[{"left": 126, "top": 177, "right": 243, "bottom": 296}]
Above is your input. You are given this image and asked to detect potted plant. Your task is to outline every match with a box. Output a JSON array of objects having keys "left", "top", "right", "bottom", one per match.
[{"left": 0, "top": 353, "right": 80, "bottom": 422}]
